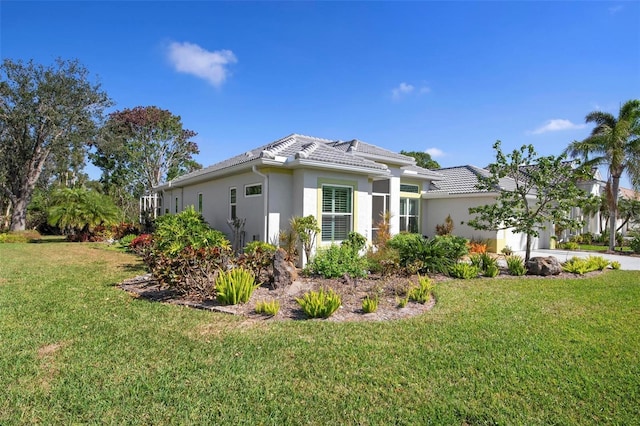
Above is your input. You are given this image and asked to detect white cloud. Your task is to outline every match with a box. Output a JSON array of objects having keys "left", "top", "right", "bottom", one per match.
[
  {"left": 391, "top": 82, "right": 431, "bottom": 100},
  {"left": 425, "top": 148, "right": 445, "bottom": 158},
  {"left": 532, "top": 119, "right": 586, "bottom": 135},
  {"left": 166, "top": 41, "right": 237, "bottom": 87},
  {"left": 609, "top": 5, "right": 623, "bottom": 14},
  {"left": 391, "top": 82, "right": 414, "bottom": 100}
]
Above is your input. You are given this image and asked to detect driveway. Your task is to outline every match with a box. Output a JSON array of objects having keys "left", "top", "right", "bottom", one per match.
[{"left": 518, "top": 248, "right": 640, "bottom": 271}]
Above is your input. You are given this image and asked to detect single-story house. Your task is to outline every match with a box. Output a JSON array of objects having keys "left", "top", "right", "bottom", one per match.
[{"left": 151, "top": 134, "right": 562, "bottom": 262}]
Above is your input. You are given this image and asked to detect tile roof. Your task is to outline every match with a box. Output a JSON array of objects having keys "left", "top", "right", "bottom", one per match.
[
  {"left": 326, "top": 139, "right": 415, "bottom": 164},
  {"left": 160, "top": 134, "right": 389, "bottom": 187},
  {"left": 429, "top": 165, "right": 519, "bottom": 194}
]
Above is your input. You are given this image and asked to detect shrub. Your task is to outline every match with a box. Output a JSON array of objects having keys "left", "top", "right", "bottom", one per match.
[
  {"left": 215, "top": 268, "right": 259, "bottom": 305},
  {"left": 560, "top": 241, "right": 580, "bottom": 250},
  {"left": 435, "top": 214, "right": 454, "bottom": 236},
  {"left": 501, "top": 246, "right": 513, "bottom": 256},
  {"left": 396, "top": 295, "right": 409, "bottom": 308},
  {"left": 610, "top": 261, "right": 621, "bottom": 270},
  {"left": 387, "top": 233, "right": 454, "bottom": 274},
  {"left": 506, "top": 255, "right": 526, "bottom": 276},
  {"left": 290, "top": 215, "right": 320, "bottom": 264},
  {"left": 366, "top": 246, "right": 401, "bottom": 276},
  {"left": 580, "top": 232, "right": 594, "bottom": 245},
  {"left": 449, "top": 262, "right": 480, "bottom": 279},
  {"left": 305, "top": 244, "right": 368, "bottom": 279},
  {"left": 585, "top": 255, "right": 610, "bottom": 271},
  {"left": 151, "top": 246, "right": 233, "bottom": 298},
  {"left": 408, "top": 275, "right": 435, "bottom": 303},
  {"left": 296, "top": 288, "right": 342, "bottom": 318},
  {"left": 562, "top": 257, "right": 591, "bottom": 275},
  {"left": 629, "top": 232, "right": 640, "bottom": 254},
  {"left": 153, "top": 206, "right": 230, "bottom": 256},
  {"left": 130, "top": 234, "right": 153, "bottom": 254},
  {"left": 119, "top": 234, "right": 137, "bottom": 248},
  {"left": 362, "top": 295, "right": 379, "bottom": 313},
  {"left": 467, "top": 240, "right": 488, "bottom": 254},
  {"left": 255, "top": 299, "right": 280, "bottom": 316},
  {"left": 484, "top": 264, "right": 500, "bottom": 278},
  {"left": 241, "top": 241, "right": 277, "bottom": 280},
  {"left": 342, "top": 231, "right": 367, "bottom": 253},
  {"left": 0, "top": 230, "right": 41, "bottom": 243},
  {"left": 434, "top": 234, "right": 469, "bottom": 261}
]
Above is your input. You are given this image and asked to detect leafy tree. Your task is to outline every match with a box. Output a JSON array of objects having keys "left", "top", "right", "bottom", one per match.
[
  {"left": 468, "top": 141, "right": 589, "bottom": 262},
  {"left": 400, "top": 150, "right": 441, "bottom": 169},
  {"left": 47, "top": 187, "right": 120, "bottom": 238},
  {"left": 91, "top": 106, "right": 201, "bottom": 198},
  {"left": 564, "top": 99, "right": 640, "bottom": 251},
  {"left": 0, "top": 58, "right": 110, "bottom": 231},
  {"left": 617, "top": 197, "right": 640, "bottom": 232}
]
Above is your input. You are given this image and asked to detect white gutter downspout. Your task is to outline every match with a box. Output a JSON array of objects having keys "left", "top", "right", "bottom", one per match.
[{"left": 252, "top": 165, "right": 269, "bottom": 242}]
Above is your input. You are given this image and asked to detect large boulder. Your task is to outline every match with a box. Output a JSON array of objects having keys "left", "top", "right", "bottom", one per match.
[
  {"left": 272, "top": 248, "right": 298, "bottom": 288},
  {"left": 527, "top": 256, "right": 562, "bottom": 276}
]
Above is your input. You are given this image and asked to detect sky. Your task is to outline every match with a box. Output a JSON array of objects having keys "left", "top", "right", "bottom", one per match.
[{"left": 2, "top": 1, "right": 639, "bottom": 186}]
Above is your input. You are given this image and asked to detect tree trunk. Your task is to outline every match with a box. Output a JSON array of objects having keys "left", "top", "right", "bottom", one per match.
[
  {"left": 525, "top": 233, "right": 531, "bottom": 263},
  {"left": 609, "top": 177, "right": 620, "bottom": 252},
  {"left": 9, "top": 197, "right": 28, "bottom": 231}
]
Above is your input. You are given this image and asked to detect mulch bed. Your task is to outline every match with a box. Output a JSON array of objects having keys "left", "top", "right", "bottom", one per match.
[{"left": 117, "top": 268, "right": 604, "bottom": 322}]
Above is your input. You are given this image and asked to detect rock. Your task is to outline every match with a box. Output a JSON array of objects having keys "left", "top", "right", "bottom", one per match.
[
  {"left": 527, "top": 256, "right": 562, "bottom": 276},
  {"left": 272, "top": 248, "right": 298, "bottom": 288}
]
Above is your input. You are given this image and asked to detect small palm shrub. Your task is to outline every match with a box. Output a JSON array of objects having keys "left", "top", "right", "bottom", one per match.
[
  {"left": 506, "top": 255, "right": 526, "bottom": 276},
  {"left": 362, "top": 295, "right": 379, "bottom": 313},
  {"left": 408, "top": 275, "right": 435, "bottom": 304},
  {"left": 448, "top": 262, "right": 480, "bottom": 279},
  {"left": 296, "top": 288, "right": 342, "bottom": 318},
  {"left": 215, "top": 268, "right": 259, "bottom": 305},
  {"left": 387, "top": 233, "right": 454, "bottom": 274},
  {"left": 255, "top": 299, "right": 280, "bottom": 316}
]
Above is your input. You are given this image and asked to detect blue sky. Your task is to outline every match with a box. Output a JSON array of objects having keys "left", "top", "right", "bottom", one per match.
[{"left": 2, "top": 1, "right": 639, "bottom": 185}]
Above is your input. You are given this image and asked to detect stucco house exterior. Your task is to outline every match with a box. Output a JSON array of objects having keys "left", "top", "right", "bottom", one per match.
[{"left": 151, "top": 133, "right": 582, "bottom": 261}]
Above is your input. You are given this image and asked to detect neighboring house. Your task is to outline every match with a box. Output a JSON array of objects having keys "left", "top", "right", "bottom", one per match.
[{"left": 423, "top": 165, "right": 550, "bottom": 253}]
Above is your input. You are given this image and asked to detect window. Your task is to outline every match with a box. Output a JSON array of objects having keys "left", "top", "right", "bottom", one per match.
[
  {"left": 175, "top": 197, "right": 178, "bottom": 214},
  {"left": 322, "top": 185, "right": 352, "bottom": 242},
  {"left": 400, "top": 198, "right": 419, "bottom": 233},
  {"left": 400, "top": 183, "right": 420, "bottom": 193},
  {"left": 229, "top": 187, "right": 237, "bottom": 219},
  {"left": 245, "top": 183, "right": 262, "bottom": 197},
  {"left": 198, "top": 193, "right": 203, "bottom": 213}
]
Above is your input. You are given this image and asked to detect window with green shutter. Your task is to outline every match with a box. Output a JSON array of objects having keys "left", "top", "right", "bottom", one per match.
[{"left": 321, "top": 185, "right": 352, "bottom": 242}]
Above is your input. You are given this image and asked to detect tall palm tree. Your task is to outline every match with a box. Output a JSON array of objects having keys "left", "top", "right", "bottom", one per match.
[{"left": 564, "top": 99, "right": 640, "bottom": 251}]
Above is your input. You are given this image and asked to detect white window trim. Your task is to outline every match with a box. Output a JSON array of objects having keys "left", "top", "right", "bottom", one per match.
[
  {"left": 321, "top": 184, "right": 354, "bottom": 242},
  {"left": 244, "top": 183, "right": 263, "bottom": 198},
  {"left": 229, "top": 187, "right": 237, "bottom": 219}
]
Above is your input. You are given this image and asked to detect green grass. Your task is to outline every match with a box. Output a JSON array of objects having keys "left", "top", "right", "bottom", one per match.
[
  {"left": 565, "top": 244, "right": 633, "bottom": 253},
  {"left": 1, "top": 242, "right": 639, "bottom": 424}
]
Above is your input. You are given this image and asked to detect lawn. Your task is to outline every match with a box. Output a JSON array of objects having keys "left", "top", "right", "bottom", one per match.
[{"left": 1, "top": 242, "right": 639, "bottom": 425}]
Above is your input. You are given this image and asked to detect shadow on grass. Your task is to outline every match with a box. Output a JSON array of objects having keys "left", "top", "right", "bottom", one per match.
[{"left": 31, "top": 236, "right": 68, "bottom": 243}]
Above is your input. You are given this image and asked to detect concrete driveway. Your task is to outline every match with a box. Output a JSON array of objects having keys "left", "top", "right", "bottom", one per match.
[{"left": 518, "top": 248, "right": 640, "bottom": 271}]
